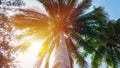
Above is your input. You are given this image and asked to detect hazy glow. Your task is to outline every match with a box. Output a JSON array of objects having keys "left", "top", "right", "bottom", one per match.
[{"left": 16, "top": 40, "right": 44, "bottom": 68}]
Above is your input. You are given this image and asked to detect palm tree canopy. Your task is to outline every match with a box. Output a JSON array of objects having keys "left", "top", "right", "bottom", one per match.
[
  {"left": 11, "top": 0, "right": 93, "bottom": 68},
  {"left": 80, "top": 7, "right": 120, "bottom": 68}
]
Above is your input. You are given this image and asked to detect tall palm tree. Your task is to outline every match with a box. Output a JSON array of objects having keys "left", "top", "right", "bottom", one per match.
[
  {"left": 80, "top": 7, "right": 120, "bottom": 68},
  {"left": 10, "top": 0, "right": 109, "bottom": 68}
]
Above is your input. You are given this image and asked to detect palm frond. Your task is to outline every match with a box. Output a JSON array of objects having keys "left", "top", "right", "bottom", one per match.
[
  {"left": 11, "top": 9, "right": 49, "bottom": 29},
  {"left": 91, "top": 46, "right": 106, "bottom": 68},
  {"left": 66, "top": 38, "right": 87, "bottom": 68},
  {"left": 70, "top": 0, "right": 91, "bottom": 20},
  {"left": 105, "top": 47, "right": 118, "bottom": 68},
  {"left": 77, "top": 7, "right": 108, "bottom": 25},
  {"left": 35, "top": 33, "right": 59, "bottom": 68},
  {"left": 38, "top": 0, "right": 77, "bottom": 18},
  {"left": 44, "top": 35, "right": 59, "bottom": 68},
  {"left": 38, "top": 34, "right": 54, "bottom": 57}
]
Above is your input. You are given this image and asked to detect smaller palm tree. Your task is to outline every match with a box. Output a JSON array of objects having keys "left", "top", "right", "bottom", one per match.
[{"left": 80, "top": 7, "right": 120, "bottom": 68}]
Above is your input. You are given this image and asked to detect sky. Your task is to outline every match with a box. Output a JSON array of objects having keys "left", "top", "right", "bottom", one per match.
[
  {"left": 93, "top": 0, "right": 120, "bottom": 20},
  {"left": 23, "top": 0, "right": 120, "bottom": 20},
  {"left": 18, "top": 0, "right": 120, "bottom": 68}
]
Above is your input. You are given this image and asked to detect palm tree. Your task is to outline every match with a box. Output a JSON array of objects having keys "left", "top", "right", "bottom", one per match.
[
  {"left": 10, "top": 0, "right": 111, "bottom": 68},
  {"left": 0, "top": 14, "right": 16, "bottom": 68},
  {"left": 80, "top": 7, "right": 120, "bottom": 68},
  {"left": 0, "top": 1, "right": 25, "bottom": 67}
]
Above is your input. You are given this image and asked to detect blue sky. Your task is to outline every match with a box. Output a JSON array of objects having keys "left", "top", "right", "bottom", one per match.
[{"left": 93, "top": 0, "right": 120, "bottom": 20}]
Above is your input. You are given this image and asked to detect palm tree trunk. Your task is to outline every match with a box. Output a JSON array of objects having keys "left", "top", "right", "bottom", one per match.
[{"left": 53, "top": 32, "right": 71, "bottom": 68}]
